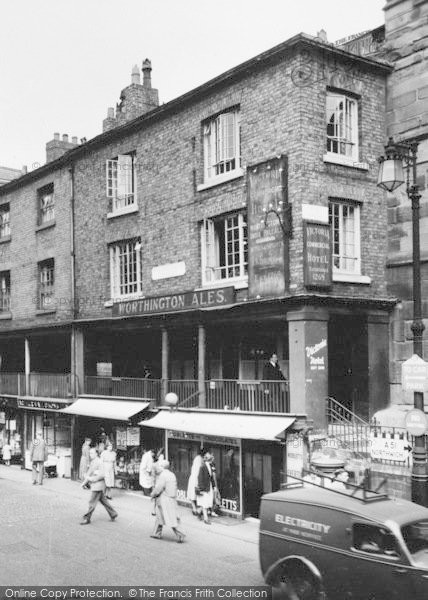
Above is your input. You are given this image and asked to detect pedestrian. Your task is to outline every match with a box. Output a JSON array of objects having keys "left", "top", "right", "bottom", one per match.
[
  {"left": 139, "top": 448, "right": 155, "bottom": 495},
  {"left": 262, "top": 352, "right": 286, "bottom": 381},
  {"left": 196, "top": 450, "right": 215, "bottom": 524},
  {"left": 100, "top": 442, "right": 116, "bottom": 499},
  {"left": 143, "top": 365, "right": 152, "bottom": 379},
  {"left": 30, "top": 431, "right": 48, "bottom": 485},
  {"left": 208, "top": 455, "right": 221, "bottom": 517},
  {"left": 2, "top": 441, "right": 12, "bottom": 466},
  {"left": 186, "top": 449, "right": 204, "bottom": 516},
  {"left": 80, "top": 447, "right": 118, "bottom": 525},
  {"left": 150, "top": 460, "right": 185, "bottom": 543},
  {"left": 79, "top": 437, "right": 92, "bottom": 480}
]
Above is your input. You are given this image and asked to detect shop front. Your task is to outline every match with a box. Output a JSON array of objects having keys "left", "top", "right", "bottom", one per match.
[
  {"left": 17, "top": 397, "right": 73, "bottom": 476},
  {"left": 0, "top": 397, "right": 22, "bottom": 464},
  {"left": 62, "top": 396, "right": 160, "bottom": 482},
  {"left": 140, "top": 408, "right": 304, "bottom": 518}
]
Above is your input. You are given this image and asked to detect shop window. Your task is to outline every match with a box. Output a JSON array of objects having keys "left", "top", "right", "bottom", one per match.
[
  {"left": 325, "top": 91, "right": 359, "bottom": 164},
  {"left": 201, "top": 212, "right": 248, "bottom": 286},
  {"left": 38, "top": 258, "right": 55, "bottom": 310},
  {"left": 0, "top": 203, "right": 10, "bottom": 238},
  {"left": 37, "top": 183, "right": 55, "bottom": 226},
  {"left": 329, "top": 200, "right": 361, "bottom": 276},
  {"left": 109, "top": 238, "right": 143, "bottom": 299},
  {"left": 201, "top": 107, "right": 242, "bottom": 187},
  {"left": 106, "top": 153, "right": 137, "bottom": 215},
  {"left": 0, "top": 270, "right": 11, "bottom": 312}
]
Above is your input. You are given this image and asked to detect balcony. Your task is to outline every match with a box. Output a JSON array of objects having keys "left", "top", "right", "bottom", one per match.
[
  {"left": 83, "top": 377, "right": 288, "bottom": 413},
  {"left": 0, "top": 373, "right": 289, "bottom": 413},
  {"left": 0, "top": 373, "right": 73, "bottom": 399}
]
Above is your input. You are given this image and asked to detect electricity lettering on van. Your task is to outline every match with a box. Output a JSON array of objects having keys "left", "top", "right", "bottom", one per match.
[{"left": 275, "top": 513, "right": 331, "bottom": 534}]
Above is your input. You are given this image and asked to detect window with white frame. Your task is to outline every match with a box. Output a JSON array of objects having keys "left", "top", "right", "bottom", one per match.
[
  {"left": 106, "top": 153, "right": 136, "bottom": 213},
  {"left": 326, "top": 92, "right": 359, "bottom": 162},
  {"left": 110, "top": 239, "right": 143, "bottom": 299},
  {"left": 0, "top": 203, "right": 10, "bottom": 238},
  {"left": 201, "top": 212, "right": 248, "bottom": 285},
  {"left": 38, "top": 184, "right": 55, "bottom": 225},
  {"left": 38, "top": 258, "right": 55, "bottom": 310},
  {"left": 0, "top": 270, "right": 10, "bottom": 312},
  {"left": 329, "top": 200, "right": 361, "bottom": 274},
  {"left": 203, "top": 108, "right": 241, "bottom": 182}
]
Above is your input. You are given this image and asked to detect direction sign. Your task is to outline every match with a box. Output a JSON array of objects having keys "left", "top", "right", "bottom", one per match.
[
  {"left": 370, "top": 432, "right": 412, "bottom": 462},
  {"left": 401, "top": 354, "right": 428, "bottom": 392},
  {"left": 405, "top": 409, "right": 428, "bottom": 437}
]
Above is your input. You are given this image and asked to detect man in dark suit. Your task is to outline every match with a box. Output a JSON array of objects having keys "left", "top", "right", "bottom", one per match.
[
  {"left": 263, "top": 353, "right": 286, "bottom": 381},
  {"left": 262, "top": 353, "right": 286, "bottom": 412}
]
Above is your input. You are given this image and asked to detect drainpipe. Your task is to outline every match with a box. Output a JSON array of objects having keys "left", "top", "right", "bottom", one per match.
[{"left": 69, "top": 165, "right": 78, "bottom": 397}]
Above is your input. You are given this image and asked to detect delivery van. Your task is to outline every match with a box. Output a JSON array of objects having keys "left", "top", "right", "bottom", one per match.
[{"left": 259, "top": 478, "right": 428, "bottom": 599}]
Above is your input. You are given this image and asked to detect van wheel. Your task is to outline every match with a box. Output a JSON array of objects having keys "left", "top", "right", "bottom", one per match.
[{"left": 273, "top": 574, "right": 320, "bottom": 600}]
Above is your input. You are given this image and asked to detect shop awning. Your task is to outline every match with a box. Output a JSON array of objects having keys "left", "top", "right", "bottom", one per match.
[
  {"left": 62, "top": 397, "right": 150, "bottom": 420},
  {"left": 139, "top": 410, "right": 295, "bottom": 441}
]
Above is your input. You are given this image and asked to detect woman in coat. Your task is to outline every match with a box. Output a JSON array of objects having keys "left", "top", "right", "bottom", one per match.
[
  {"left": 187, "top": 450, "right": 204, "bottom": 515},
  {"left": 196, "top": 451, "right": 215, "bottom": 524},
  {"left": 150, "top": 460, "right": 185, "bottom": 543},
  {"left": 2, "top": 442, "right": 12, "bottom": 466},
  {"left": 79, "top": 438, "right": 92, "bottom": 480},
  {"left": 100, "top": 442, "right": 116, "bottom": 499}
]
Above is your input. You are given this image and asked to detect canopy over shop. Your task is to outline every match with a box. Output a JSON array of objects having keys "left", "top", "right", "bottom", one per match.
[{"left": 140, "top": 408, "right": 305, "bottom": 517}]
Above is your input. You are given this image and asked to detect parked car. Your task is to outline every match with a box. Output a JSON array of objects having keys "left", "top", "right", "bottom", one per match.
[{"left": 259, "top": 478, "right": 428, "bottom": 599}]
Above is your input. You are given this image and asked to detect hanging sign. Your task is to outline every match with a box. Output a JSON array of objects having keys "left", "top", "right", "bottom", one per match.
[
  {"left": 247, "top": 156, "right": 289, "bottom": 298},
  {"left": 401, "top": 355, "right": 428, "bottom": 392},
  {"left": 303, "top": 222, "right": 332, "bottom": 289}
]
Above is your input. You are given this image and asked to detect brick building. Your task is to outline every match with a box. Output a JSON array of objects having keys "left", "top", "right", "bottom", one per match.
[{"left": 0, "top": 34, "right": 394, "bottom": 515}]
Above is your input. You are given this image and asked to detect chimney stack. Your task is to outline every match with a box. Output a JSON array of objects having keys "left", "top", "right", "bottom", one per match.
[
  {"left": 317, "top": 29, "right": 328, "bottom": 42},
  {"left": 102, "top": 58, "right": 159, "bottom": 132},
  {"left": 46, "top": 133, "right": 79, "bottom": 163}
]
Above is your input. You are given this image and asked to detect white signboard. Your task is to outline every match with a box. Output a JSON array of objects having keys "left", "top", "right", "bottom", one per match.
[
  {"left": 370, "top": 432, "right": 412, "bottom": 463},
  {"left": 402, "top": 354, "right": 428, "bottom": 392},
  {"left": 126, "top": 427, "right": 140, "bottom": 447},
  {"left": 286, "top": 434, "right": 305, "bottom": 479}
]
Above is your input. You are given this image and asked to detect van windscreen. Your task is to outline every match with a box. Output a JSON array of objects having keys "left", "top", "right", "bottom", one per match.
[{"left": 402, "top": 520, "right": 428, "bottom": 556}]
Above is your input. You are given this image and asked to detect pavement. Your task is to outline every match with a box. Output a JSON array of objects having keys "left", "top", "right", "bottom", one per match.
[{"left": 0, "top": 464, "right": 263, "bottom": 587}]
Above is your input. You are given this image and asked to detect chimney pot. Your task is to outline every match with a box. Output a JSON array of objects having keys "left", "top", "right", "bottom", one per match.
[
  {"left": 72, "top": 136, "right": 78, "bottom": 144},
  {"left": 80, "top": 137, "right": 87, "bottom": 144},
  {"left": 142, "top": 58, "right": 152, "bottom": 88},
  {"left": 131, "top": 65, "right": 141, "bottom": 85},
  {"left": 22, "top": 165, "right": 28, "bottom": 174},
  {"left": 54, "top": 132, "right": 60, "bottom": 141},
  {"left": 107, "top": 107, "right": 115, "bottom": 118},
  {"left": 62, "top": 134, "right": 69, "bottom": 143}
]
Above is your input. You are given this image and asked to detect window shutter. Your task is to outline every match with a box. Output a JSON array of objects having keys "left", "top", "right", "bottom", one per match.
[
  {"left": 106, "top": 159, "right": 117, "bottom": 198},
  {"left": 118, "top": 155, "right": 133, "bottom": 199}
]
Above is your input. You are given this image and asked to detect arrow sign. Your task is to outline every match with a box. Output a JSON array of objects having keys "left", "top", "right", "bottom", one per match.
[{"left": 404, "top": 444, "right": 412, "bottom": 452}]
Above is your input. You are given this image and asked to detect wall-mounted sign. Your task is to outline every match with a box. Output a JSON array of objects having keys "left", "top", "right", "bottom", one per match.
[
  {"left": 306, "top": 338, "right": 327, "bottom": 372},
  {"left": 97, "top": 362, "right": 112, "bottom": 377},
  {"left": 17, "top": 399, "right": 69, "bottom": 411},
  {"left": 303, "top": 222, "right": 331, "bottom": 289},
  {"left": 401, "top": 354, "right": 428, "bottom": 392},
  {"left": 113, "top": 287, "right": 234, "bottom": 317},
  {"left": 116, "top": 428, "right": 127, "bottom": 450},
  {"left": 167, "top": 430, "right": 239, "bottom": 446},
  {"left": 126, "top": 427, "right": 140, "bottom": 446},
  {"left": 248, "top": 156, "right": 289, "bottom": 298}
]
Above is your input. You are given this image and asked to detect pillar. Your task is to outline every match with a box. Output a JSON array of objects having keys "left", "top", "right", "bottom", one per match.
[
  {"left": 161, "top": 328, "right": 169, "bottom": 402},
  {"left": 287, "top": 308, "right": 329, "bottom": 429},
  {"left": 367, "top": 312, "right": 390, "bottom": 418},
  {"left": 24, "top": 338, "right": 31, "bottom": 396},
  {"left": 71, "top": 327, "right": 85, "bottom": 397},
  {"left": 198, "top": 324, "right": 206, "bottom": 408}
]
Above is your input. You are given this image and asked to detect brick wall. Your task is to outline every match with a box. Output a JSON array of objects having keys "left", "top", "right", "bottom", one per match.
[{"left": 72, "top": 43, "right": 390, "bottom": 321}]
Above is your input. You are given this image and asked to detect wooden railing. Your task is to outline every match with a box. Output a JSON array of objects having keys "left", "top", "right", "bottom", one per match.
[
  {"left": 85, "top": 376, "right": 161, "bottom": 401},
  {"left": 0, "top": 372, "right": 73, "bottom": 398}
]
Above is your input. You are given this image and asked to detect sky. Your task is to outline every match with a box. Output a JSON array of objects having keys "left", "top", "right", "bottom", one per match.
[{"left": 0, "top": 0, "right": 385, "bottom": 170}]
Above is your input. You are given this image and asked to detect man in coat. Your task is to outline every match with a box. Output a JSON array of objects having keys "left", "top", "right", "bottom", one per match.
[
  {"left": 150, "top": 460, "right": 185, "bottom": 543},
  {"left": 30, "top": 431, "right": 48, "bottom": 485},
  {"left": 262, "top": 352, "right": 286, "bottom": 412},
  {"left": 80, "top": 447, "right": 118, "bottom": 525}
]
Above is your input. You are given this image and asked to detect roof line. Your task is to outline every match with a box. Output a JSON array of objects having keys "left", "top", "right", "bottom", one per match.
[{"left": 0, "top": 33, "right": 392, "bottom": 196}]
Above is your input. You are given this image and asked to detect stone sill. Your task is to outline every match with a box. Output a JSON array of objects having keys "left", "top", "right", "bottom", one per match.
[
  {"left": 333, "top": 273, "right": 371, "bottom": 284},
  {"left": 197, "top": 169, "right": 244, "bottom": 191},
  {"left": 0, "top": 235, "right": 11, "bottom": 244},
  {"left": 35, "top": 309, "right": 57, "bottom": 316},
  {"left": 36, "top": 220, "right": 56, "bottom": 232},
  {"left": 323, "top": 154, "right": 369, "bottom": 171},
  {"left": 107, "top": 204, "right": 139, "bottom": 219},
  {"left": 0, "top": 312, "right": 12, "bottom": 320}
]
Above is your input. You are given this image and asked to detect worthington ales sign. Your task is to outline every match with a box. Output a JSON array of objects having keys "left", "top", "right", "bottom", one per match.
[{"left": 112, "top": 287, "right": 235, "bottom": 317}]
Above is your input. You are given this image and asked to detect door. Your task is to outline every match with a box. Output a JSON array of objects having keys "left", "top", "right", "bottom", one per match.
[{"left": 328, "top": 316, "right": 368, "bottom": 418}]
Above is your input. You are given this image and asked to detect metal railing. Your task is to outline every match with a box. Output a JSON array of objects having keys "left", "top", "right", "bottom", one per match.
[
  {"left": 24, "top": 373, "right": 73, "bottom": 398},
  {"left": 85, "top": 376, "right": 161, "bottom": 401},
  {"left": 205, "top": 379, "right": 289, "bottom": 412}
]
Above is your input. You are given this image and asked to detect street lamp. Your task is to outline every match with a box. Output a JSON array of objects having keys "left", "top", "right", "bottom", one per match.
[{"left": 378, "top": 137, "right": 428, "bottom": 506}]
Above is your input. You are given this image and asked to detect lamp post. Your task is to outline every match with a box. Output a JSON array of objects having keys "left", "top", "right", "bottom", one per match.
[{"left": 378, "top": 137, "right": 428, "bottom": 506}]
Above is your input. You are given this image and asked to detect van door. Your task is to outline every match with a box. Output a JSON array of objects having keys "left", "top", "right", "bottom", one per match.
[{"left": 348, "top": 522, "right": 413, "bottom": 599}]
